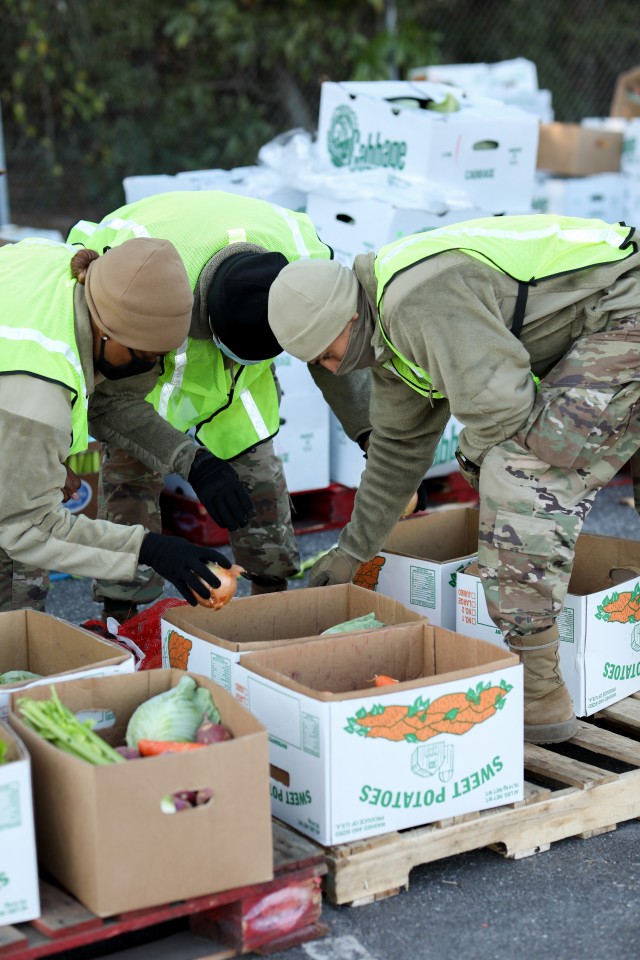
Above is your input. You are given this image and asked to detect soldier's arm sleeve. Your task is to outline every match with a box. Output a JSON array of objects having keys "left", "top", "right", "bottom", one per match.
[
  {"left": 0, "top": 378, "right": 144, "bottom": 580},
  {"left": 88, "top": 368, "right": 198, "bottom": 479},
  {"left": 307, "top": 363, "right": 372, "bottom": 445},
  {"left": 339, "top": 367, "right": 451, "bottom": 561}
]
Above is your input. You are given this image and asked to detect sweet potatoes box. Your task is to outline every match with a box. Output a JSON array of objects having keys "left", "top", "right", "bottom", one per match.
[
  {"left": 235, "top": 622, "right": 523, "bottom": 845},
  {"left": 456, "top": 533, "right": 640, "bottom": 716},
  {"left": 8, "top": 670, "right": 273, "bottom": 917}
]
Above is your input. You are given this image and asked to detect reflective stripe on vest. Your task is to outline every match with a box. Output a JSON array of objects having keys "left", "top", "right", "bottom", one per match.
[
  {"left": 374, "top": 214, "right": 637, "bottom": 399},
  {"left": 68, "top": 191, "right": 329, "bottom": 457},
  {"left": 0, "top": 239, "right": 88, "bottom": 454}
]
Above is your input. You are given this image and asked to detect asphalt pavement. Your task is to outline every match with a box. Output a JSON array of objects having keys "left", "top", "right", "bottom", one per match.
[{"left": 43, "top": 475, "right": 640, "bottom": 960}]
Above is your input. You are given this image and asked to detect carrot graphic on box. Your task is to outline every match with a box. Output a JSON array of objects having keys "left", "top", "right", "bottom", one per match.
[
  {"left": 344, "top": 680, "right": 513, "bottom": 743},
  {"left": 353, "top": 555, "right": 385, "bottom": 590},
  {"left": 166, "top": 630, "right": 192, "bottom": 669},
  {"left": 596, "top": 582, "right": 640, "bottom": 624}
]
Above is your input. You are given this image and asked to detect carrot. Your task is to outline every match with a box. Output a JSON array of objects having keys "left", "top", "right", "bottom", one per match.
[
  {"left": 138, "top": 739, "right": 206, "bottom": 756},
  {"left": 372, "top": 674, "right": 399, "bottom": 687}
]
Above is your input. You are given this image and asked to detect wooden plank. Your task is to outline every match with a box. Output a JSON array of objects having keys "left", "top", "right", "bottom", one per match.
[
  {"left": 31, "top": 880, "right": 104, "bottom": 939},
  {"left": 95, "top": 932, "right": 237, "bottom": 960},
  {"left": 323, "top": 768, "right": 640, "bottom": 905},
  {"left": 0, "top": 925, "right": 28, "bottom": 957},
  {"left": 523, "top": 743, "right": 618, "bottom": 788},
  {"left": 597, "top": 697, "right": 640, "bottom": 733},
  {"left": 271, "top": 820, "right": 326, "bottom": 876},
  {"left": 571, "top": 719, "right": 640, "bottom": 766}
]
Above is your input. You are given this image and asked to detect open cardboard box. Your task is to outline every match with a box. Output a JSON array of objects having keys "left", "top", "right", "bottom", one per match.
[
  {"left": 0, "top": 722, "right": 39, "bottom": 925},
  {"left": 0, "top": 609, "right": 133, "bottom": 718},
  {"left": 354, "top": 507, "right": 479, "bottom": 629},
  {"left": 161, "top": 584, "right": 425, "bottom": 703},
  {"left": 8, "top": 670, "right": 273, "bottom": 917},
  {"left": 456, "top": 533, "right": 640, "bottom": 716},
  {"left": 236, "top": 623, "right": 522, "bottom": 845}
]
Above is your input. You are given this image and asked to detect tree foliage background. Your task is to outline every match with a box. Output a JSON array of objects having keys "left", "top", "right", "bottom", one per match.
[{"left": 1, "top": 0, "right": 639, "bottom": 227}]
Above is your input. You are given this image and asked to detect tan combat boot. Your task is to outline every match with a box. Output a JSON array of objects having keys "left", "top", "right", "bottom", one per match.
[{"left": 507, "top": 625, "right": 578, "bottom": 744}]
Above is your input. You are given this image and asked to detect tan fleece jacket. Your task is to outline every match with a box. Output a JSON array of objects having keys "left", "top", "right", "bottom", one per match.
[
  {"left": 0, "top": 285, "right": 197, "bottom": 580},
  {"left": 339, "top": 248, "right": 640, "bottom": 562}
]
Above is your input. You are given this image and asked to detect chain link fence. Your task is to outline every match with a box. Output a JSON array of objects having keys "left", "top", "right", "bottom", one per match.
[{"left": 1, "top": 0, "right": 640, "bottom": 231}]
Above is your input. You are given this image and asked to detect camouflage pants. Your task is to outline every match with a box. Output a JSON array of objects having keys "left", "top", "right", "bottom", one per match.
[
  {"left": 478, "top": 313, "right": 640, "bottom": 640},
  {"left": 93, "top": 439, "right": 300, "bottom": 606},
  {"left": 0, "top": 550, "right": 48, "bottom": 613}
]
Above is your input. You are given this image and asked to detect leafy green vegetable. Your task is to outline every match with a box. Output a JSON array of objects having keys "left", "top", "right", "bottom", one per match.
[
  {"left": 321, "top": 613, "right": 386, "bottom": 635},
  {"left": 0, "top": 670, "right": 43, "bottom": 684},
  {"left": 126, "top": 676, "right": 221, "bottom": 748},
  {"left": 17, "top": 687, "right": 124, "bottom": 765},
  {"left": 0, "top": 741, "right": 7, "bottom": 765}
]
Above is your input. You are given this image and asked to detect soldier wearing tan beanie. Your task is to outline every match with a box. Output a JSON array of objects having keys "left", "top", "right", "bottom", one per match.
[{"left": 84, "top": 237, "right": 193, "bottom": 353}]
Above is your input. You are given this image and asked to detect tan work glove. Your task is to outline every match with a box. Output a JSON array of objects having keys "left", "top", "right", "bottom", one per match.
[
  {"left": 455, "top": 449, "right": 481, "bottom": 493},
  {"left": 308, "top": 547, "right": 362, "bottom": 587}
]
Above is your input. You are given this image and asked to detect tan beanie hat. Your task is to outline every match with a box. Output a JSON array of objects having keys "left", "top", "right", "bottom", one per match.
[
  {"left": 84, "top": 238, "right": 193, "bottom": 352},
  {"left": 268, "top": 259, "right": 358, "bottom": 362}
]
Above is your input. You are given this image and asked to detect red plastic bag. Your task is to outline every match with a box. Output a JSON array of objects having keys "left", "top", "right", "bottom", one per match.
[{"left": 81, "top": 597, "right": 188, "bottom": 670}]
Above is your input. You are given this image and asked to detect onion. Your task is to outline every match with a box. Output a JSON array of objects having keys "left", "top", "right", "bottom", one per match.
[
  {"left": 192, "top": 562, "right": 245, "bottom": 610},
  {"left": 401, "top": 492, "right": 419, "bottom": 518}
]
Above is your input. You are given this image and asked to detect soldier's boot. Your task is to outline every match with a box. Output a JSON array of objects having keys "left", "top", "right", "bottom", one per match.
[
  {"left": 250, "top": 576, "right": 288, "bottom": 597},
  {"left": 101, "top": 597, "right": 138, "bottom": 625},
  {"left": 506, "top": 625, "right": 578, "bottom": 745}
]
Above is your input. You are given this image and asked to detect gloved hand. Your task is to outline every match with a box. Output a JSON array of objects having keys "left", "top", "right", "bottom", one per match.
[
  {"left": 455, "top": 448, "right": 481, "bottom": 493},
  {"left": 138, "top": 532, "right": 231, "bottom": 606},
  {"left": 188, "top": 449, "right": 255, "bottom": 532},
  {"left": 308, "top": 547, "right": 362, "bottom": 588}
]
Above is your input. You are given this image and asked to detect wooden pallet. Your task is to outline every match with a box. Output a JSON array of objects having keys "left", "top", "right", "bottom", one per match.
[
  {"left": 0, "top": 821, "right": 328, "bottom": 960},
  {"left": 319, "top": 693, "right": 640, "bottom": 906}
]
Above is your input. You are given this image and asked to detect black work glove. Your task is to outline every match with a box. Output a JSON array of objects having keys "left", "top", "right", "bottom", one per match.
[
  {"left": 138, "top": 533, "right": 231, "bottom": 606},
  {"left": 188, "top": 449, "right": 255, "bottom": 532}
]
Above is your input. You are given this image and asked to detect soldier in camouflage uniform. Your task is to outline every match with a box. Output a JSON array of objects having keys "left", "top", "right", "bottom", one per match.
[
  {"left": 66, "top": 192, "right": 372, "bottom": 623},
  {"left": 264, "top": 214, "right": 640, "bottom": 745}
]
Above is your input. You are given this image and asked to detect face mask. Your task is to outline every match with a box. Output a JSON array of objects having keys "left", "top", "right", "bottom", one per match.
[
  {"left": 96, "top": 337, "right": 158, "bottom": 380},
  {"left": 211, "top": 330, "right": 264, "bottom": 366}
]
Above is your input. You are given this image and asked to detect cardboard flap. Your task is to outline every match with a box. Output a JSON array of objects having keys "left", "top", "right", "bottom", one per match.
[
  {"left": 164, "top": 583, "right": 423, "bottom": 648},
  {"left": 571, "top": 534, "right": 640, "bottom": 594},
  {"left": 240, "top": 622, "right": 518, "bottom": 700},
  {"left": 382, "top": 507, "right": 479, "bottom": 561}
]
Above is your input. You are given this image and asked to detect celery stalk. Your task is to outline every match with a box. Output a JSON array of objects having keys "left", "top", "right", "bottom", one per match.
[{"left": 17, "top": 687, "right": 124, "bottom": 765}]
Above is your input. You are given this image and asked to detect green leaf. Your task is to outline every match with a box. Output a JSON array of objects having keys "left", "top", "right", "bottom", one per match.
[{"left": 444, "top": 708, "right": 459, "bottom": 721}]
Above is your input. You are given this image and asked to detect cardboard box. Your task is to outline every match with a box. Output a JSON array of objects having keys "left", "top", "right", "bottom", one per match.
[
  {"left": 545, "top": 173, "right": 626, "bottom": 222},
  {"left": 0, "top": 610, "right": 134, "bottom": 719},
  {"left": 236, "top": 623, "right": 523, "bottom": 844},
  {"left": 316, "top": 80, "right": 539, "bottom": 213},
  {"left": 455, "top": 534, "right": 640, "bottom": 717},
  {"left": 610, "top": 66, "right": 640, "bottom": 120},
  {"left": 63, "top": 439, "right": 102, "bottom": 520},
  {"left": 162, "top": 584, "right": 424, "bottom": 699},
  {"left": 8, "top": 670, "right": 273, "bottom": 917},
  {"left": 357, "top": 508, "right": 479, "bottom": 629},
  {"left": 306, "top": 191, "right": 490, "bottom": 266},
  {"left": 537, "top": 123, "right": 623, "bottom": 176},
  {"left": 0, "top": 723, "right": 39, "bottom": 925},
  {"left": 329, "top": 412, "right": 462, "bottom": 488},
  {"left": 274, "top": 390, "right": 330, "bottom": 493}
]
